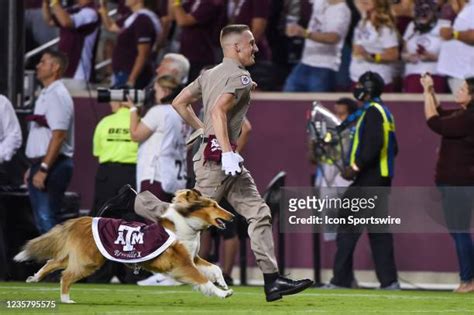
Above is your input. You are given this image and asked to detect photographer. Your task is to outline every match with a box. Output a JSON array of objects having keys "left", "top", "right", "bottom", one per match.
[
  {"left": 422, "top": 73, "right": 474, "bottom": 293},
  {"left": 328, "top": 71, "right": 399, "bottom": 290},
  {"left": 126, "top": 74, "right": 189, "bottom": 201}
]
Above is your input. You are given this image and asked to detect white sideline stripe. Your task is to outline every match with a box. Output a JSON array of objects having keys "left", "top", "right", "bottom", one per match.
[
  {"left": 0, "top": 286, "right": 460, "bottom": 300},
  {"left": 98, "top": 308, "right": 472, "bottom": 314}
]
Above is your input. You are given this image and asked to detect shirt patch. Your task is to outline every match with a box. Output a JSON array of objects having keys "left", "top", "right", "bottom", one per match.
[{"left": 240, "top": 75, "right": 251, "bottom": 85}]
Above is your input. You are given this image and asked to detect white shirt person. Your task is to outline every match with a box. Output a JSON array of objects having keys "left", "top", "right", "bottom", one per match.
[{"left": 0, "top": 95, "right": 22, "bottom": 164}]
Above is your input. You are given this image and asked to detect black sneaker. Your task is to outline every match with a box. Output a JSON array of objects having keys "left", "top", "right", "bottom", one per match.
[
  {"left": 223, "top": 274, "right": 234, "bottom": 286},
  {"left": 264, "top": 276, "right": 314, "bottom": 302},
  {"left": 96, "top": 184, "right": 137, "bottom": 217}
]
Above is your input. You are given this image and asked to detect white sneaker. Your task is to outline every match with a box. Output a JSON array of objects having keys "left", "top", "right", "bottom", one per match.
[{"left": 137, "top": 273, "right": 183, "bottom": 286}]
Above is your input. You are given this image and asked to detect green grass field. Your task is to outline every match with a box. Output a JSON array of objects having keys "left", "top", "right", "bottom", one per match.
[{"left": 0, "top": 282, "right": 472, "bottom": 314}]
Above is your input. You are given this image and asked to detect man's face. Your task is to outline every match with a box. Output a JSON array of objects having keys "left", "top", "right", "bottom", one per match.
[
  {"left": 334, "top": 103, "right": 350, "bottom": 121},
  {"left": 36, "top": 54, "right": 58, "bottom": 82},
  {"left": 156, "top": 58, "right": 178, "bottom": 79},
  {"left": 236, "top": 30, "right": 259, "bottom": 67}
]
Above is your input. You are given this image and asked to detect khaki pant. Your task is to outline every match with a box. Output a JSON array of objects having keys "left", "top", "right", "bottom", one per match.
[{"left": 134, "top": 146, "right": 279, "bottom": 274}]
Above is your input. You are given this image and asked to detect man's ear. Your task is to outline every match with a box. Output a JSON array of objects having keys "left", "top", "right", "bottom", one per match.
[
  {"left": 52, "top": 62, "right": 61, "bottom": 77},
  {"left": 234, "top": 43, "right": 241, "bottom": 53}
]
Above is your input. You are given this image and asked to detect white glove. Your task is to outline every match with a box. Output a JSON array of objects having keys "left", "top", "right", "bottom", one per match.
[
  {"left": 221, "top": 152, "right": 241, "bottom": 176},
  {"left": 234, "top": 152, "right": 244, "bottom": 163}
]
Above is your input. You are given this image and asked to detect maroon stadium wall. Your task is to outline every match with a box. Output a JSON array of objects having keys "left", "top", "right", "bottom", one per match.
[{"left": 69, "top": 93, "right": 460, "bottom": 274}]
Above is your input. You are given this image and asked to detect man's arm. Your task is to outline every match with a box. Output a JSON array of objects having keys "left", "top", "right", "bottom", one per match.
[
  {"left": 98, "top": 4, "right": 121, "bottom": 33},
  {"left": 171, "top": 88, "right": 204, "bottom": 131},
  {"left": 127, "top": 43, "right": 152, "bottom": 87},
  {"left": 236, "top": 117, "right": 252, "bottom": 153},
  {"left": 170, "top": 2, "right": 197, "bottom": 27},
  {"left": 42, "top": 130, "right": 67, "bottom": 168},
  {"left": 440, "top": 27, "right": 474, "bottom": 46},
  {"left": 42, "top": 0, "right": 56, "bottom": 26},
  {"left": 251, "top": 18, "right": 267, "bottom": 42},
  {"left": 210, "top": 93, "right": 235, "bottom": 153},
  {"left": 32, "top": 130, "right": 67, "bottom": 190},
  {"left": 50, "top": 2, "right": 74, "bottom": 28}
]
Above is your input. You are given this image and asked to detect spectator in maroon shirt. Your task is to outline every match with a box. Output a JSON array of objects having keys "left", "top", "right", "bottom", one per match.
[
  {"left": 42, "top": 0, "right": 100, "bottom": 82},
  {"left": 226, "top": 0, "right": 272, "bottom": 61},
  {"left": 169, "top": 0, "right": 224, "bottom": 82},
  {"left": 100, "top": 0, "right": 161, "bottom": 88},
  {"left": 422, "top": 73, "right": 474, "bottom": 293},
  {"left": 25, "top": 0, "right": 58, "bottom": 54}
]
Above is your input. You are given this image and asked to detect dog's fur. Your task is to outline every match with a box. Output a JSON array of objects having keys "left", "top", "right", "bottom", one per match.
[{"left": 14, "top": 189, "right": 235, "bottom": 303}]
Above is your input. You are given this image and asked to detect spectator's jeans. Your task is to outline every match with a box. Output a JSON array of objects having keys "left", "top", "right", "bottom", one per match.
[
  {"left": 28, "top": 157, "right": 73, "bottom": 234},
  {"left": 438, "top": 185, "right": 474, "bottom": 282},
  {"left": 112, "top": 71, "right": 129, "bottom": 88},
  {"left": 283, "top": 63, "right": 336, "bottom": 92}
]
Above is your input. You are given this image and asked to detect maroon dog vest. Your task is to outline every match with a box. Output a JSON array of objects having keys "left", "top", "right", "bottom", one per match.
[{"left": 92, "top": 218, "right": 176, "bottom": 263}]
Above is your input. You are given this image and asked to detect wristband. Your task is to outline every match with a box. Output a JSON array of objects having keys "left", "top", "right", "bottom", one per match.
[
  {"left": 130, "top": 107, "right": 138, "bottom": 113},
  {"left": 173, "top": 0, "right": 182, "bottom": 6},
  {"left": 40, "top": 162, "right": 49, "bottom": 173},
  {"left": 453, "top": 31, "right": 460, "bottom": 40},
  {"left": 374, "top": 53, "right": 382, "bottom": 63}
]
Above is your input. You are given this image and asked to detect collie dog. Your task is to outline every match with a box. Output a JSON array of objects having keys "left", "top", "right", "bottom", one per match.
[{"left": 15, "top": 189, "right": 235, "bottom": 303}]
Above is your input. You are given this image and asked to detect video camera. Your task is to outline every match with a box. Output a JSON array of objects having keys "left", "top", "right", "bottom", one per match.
[{"left": 307, "top": 101, "right": 350, "bottom": 170}]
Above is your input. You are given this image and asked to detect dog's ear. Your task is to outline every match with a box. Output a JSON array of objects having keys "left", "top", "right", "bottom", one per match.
[
  {"left": 191, "top": 189, "right": 202, "bottom": 197},
  {"left": 185, "top": 189, "right": 202, "bottom": 202}
]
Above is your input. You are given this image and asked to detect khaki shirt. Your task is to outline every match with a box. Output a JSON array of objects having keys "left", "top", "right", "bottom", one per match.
[{"left": 187, "top": 57, "right": 252, "bottom": 143}]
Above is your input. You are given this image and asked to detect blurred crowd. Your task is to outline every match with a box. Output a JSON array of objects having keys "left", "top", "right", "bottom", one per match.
[{"left": 23, "top": 0, "right": 474, "bottom": 94}]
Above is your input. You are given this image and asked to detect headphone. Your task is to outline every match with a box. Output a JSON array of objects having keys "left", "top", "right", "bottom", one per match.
[{"left": 354, "top": 71, "right": 385, "bottom": 100}]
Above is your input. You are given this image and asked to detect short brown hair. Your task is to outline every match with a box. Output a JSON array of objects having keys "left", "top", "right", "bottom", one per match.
[
  {"left": 44, "top": 50, "right": 69, "bottom": 76},
  {"left": 220, "top": 24, "right": 250, "bottom": 42}
]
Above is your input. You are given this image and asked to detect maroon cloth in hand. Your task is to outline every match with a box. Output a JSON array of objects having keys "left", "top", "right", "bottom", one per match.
[
  {"left": 92, "top": 217, "right": 175, "bottom": 263},
  {"left": 203, "top": 135, "right": 237, "bottom": 163},
  {"left": 25, "top": 114, "right": 49, "bottom": 128}
]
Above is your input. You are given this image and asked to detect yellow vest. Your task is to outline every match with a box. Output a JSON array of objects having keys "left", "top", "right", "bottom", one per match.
[
  {"left": 93, "top": 108, "right": 138, "bottom": 164},
  {"left": 349, "top": 101, "right": 396, "bottom": 177}
]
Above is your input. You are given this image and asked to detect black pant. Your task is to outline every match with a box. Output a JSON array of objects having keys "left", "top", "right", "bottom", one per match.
[
  {"left": 91, "top": 163, "right": 136, "bottom": 216},
  {"left": 88, "top": 162, "right": 138, "bottom": 283},
  {"left": 331, "top": 177, "right": 398, "bottom": 288}
]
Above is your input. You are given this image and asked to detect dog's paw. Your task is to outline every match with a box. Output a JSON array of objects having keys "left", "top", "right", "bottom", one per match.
[
  {"left": 216, "top": 277, "right": 229, "bottom": 290},
  {"left": 61, "top": 294, "right": 76, "bottom": 304},
  {"left": 222, "top": 289, "right": 233, "bottom": 298},
  {"left": 26, "top": 275, "right": 38, "bottom": 283}
]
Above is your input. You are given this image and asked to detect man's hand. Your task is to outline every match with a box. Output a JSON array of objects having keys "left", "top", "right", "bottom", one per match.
[
  {"left": 341, "top": 165, "right": 358, "bottom": 181},
  {"left": 221, "top": 152, "right": 242, "bottom": 176},
  {"left": 420, "top": 73, "right": 434, "bottom": 93},
  {"left": 286, "top": 23, "right": 305, "bottom": 37},
  {"left": 440, "top": 27, "right": 454, "bottom": 40},
  {"left": 32, "top": 170, "right": 47, "bottom": 190}
]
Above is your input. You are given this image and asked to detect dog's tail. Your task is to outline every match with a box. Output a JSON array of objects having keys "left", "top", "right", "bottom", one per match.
[{"left": 14, "top": 218, "right": 79, "bottom": 263}]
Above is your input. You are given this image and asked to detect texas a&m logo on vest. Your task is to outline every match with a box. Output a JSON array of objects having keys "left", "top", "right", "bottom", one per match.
[{"left": 114, "top": 225, "right": 144, "bottom": 252}]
